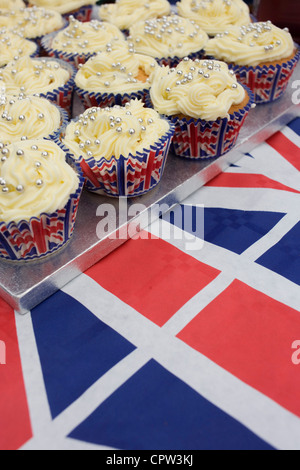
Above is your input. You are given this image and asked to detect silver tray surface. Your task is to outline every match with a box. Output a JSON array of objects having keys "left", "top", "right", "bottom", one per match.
[{"left": 1, "top": 62, "right": 299, "bottom": 315}]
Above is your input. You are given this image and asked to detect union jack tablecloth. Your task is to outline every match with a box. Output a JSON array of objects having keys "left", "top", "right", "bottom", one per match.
[{"left": 1, "top": 115, "right": 300, "bottom": 451}]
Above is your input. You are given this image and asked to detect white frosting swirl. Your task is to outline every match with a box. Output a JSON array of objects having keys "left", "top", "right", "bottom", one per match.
[
  {"left": 0, "top": 0, "right": 25, "bottom": 9},
  {"left": 0, "top": 29, "right": 37, "bottom": 67},
  {"left": 150, "top": 58, "right": 246, "bottom": 120},
  {"left": 0, "top": 7, "right": 65, "bottom": 39},
  {"left": 98, "top": 0, "right": 171, "bottom": 31},
  {"left": 63, "top": 99, "right": 170, "bottom": 161},
  {"left": 51, "top": 18, "right": 124, "bottom": 54},
  {"left": 29, "top": 0, "right": 97, "bottom": 15},
  {"left": 129, "top": 14, "right": 208, "bottom": 59},
  {"left": 205, "top": 22, "right": 296, "bottom": 67},
  {"left": 0, "top": 139, "right": 79, "bottom": 223},
  {"left": 177, "top": 0, "right": 251, "bottom": 36},
  {"left": 0, "top": 57, "right": 71, "bottom": 96},
  {"left": 75, "top": 42, "right": 157, "bottom": 93},
  {"left": 0, "top": 95, "right": 62, "bottom": 145}
]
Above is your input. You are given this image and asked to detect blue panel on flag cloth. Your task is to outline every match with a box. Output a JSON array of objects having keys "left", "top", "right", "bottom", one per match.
[
  {"left": 287, "top": 117, "right": 300, "bottom": 136},
  {"left": 256, "top": 221, "right": 300, "bottom": 286},
  {"left": 163, "top": 205, "right": 285, "bottom": 255},
  {"left": 68, "top": 360, "right": 274, "bottom": 450},
  {"left": 31, "top": 291, "right": 136, "bottom": 419}
]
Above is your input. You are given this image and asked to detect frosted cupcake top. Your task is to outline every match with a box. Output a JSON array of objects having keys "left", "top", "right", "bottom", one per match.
[
  {"left": 98, "top": 0, "right": 171, "bottom": 31},
  {"left": 75, "top": 42, "right": 157, "bottom": 93},
  {"left": 0, "top": 7, "right": 65, "bottom": 39},
  {"left": 0, "top": 57, "right": 71, "bottom": 96},
  {"left": 28, "top": 0, "right": 97, "bottom": 15},
  {"left": 0, "top": 95, "right": 62, "bottom": 146},
  {"left": 63, "top": 99, "right": 170, "bottom": 161},
  {"left": 177, "top": 0, "right": 251, "bottom": 36},
  {"left": 150, "top": 58, "right": 246, "bottom": 120},
  {"left": 0, "top": 0, "right": 25, "bottom": 9},
  {"left": 205, "top": 22, "right": 296, "bottom": 67},
  {"left": 0, "top": 139, "right": 79, "bottom": 223},
  {"left": 129, "top": 15, "right": 209, "bottom": 59},
  {"left": 50, "top": 17, "right": 124, "bottom": 54},
  {"left": 0, "top": 29, "right": 37, "bottom": 67}
]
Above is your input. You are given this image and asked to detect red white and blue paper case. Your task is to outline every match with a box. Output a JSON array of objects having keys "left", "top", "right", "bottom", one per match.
[
  {"left": 228, "top": 47, "right": 300, "bottom": 104},
  {"left": 0, "top": 171, "right": 84, "bottom": 262},
  {"left": 75, "top": 85, "right": 151, "bottom": 110},
  {"left": 45, "top": 104, "right": 70, "bottom": 141},
  {"left": 146, "top": 86, "right": 254, "bottom": 160},
  {"left": 36, "top": 58, "right": 76, "bottom": 117},
  {"left": 57, "top": 122, "right": 175, "bottom": 197},
  {"left": 62, "top": 4, "right": 94, "bottom": 23}
]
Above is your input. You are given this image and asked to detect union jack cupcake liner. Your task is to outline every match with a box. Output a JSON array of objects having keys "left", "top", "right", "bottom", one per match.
[
  {"left": 228, "top": 47, "right": 300, "bottom": 104},
  {"left": 156, "top": 50, "right": 206, "bottom": 68},
  {"left": 146, "top": 87, "right": 254, "bottom": 160},
  {"left": 46, "top": 104, "right": 70, "bottom": 142},
  {"left": 75, "top": 86, "right": 151, "bottom": 110},
  {"left": 0, "top": 173, "right": 85, "bottom": 262},
  {"left": 41, "top": 30, "right": 96, "bottom": 70},
  {"left": 37, "top": 58, "right": 76, "bottom": 117},
  {"left": 62, "top": 5, "right": 94, "bottom": 23},
  {"left": 56, "top": 123, "right": 175, "bottom": 197}
]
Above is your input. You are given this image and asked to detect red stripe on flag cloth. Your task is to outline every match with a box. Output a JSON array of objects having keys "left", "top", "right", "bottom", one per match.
[
  {"left": 86, "top": 232, "right": 220, "bottom": 327},
  {"left": 206, "top": 172, "right": 300, "bottom": 194},
  {"left": 267, "top": 132, "right": 300, "bottom": 171},
  {"left": 0, "top": 299, "right": 32, "bottom": 450},
  {"left": 178, "top": 280, "right": 300, "bottom": 418}
]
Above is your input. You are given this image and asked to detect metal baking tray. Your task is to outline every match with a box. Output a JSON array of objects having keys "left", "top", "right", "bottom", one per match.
[{"left": 1, "top": 62, "right": 299, "bottom": 315}]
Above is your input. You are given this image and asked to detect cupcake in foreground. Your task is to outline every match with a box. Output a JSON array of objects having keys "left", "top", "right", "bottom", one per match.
[
  {"left": 128, "top": 15, "right": 208, "bottom": 67},
  {"left": 0, "top": 29, "right": 38, "bottom": 68},
  {"left": 205, "top": 22, "right": 300, "bottom": 103},
  {"left": 42, "top": 17, "right": 125, "bottom": 69},
  {"left": 75, "top": 42, "right": 158, "bottom": 109},
  {"left": 0, "top": 57, "right": 76, "bottom": 115},
  {"left": 98, "top": 0, "right": 171, "bottom": 32},
  {"left": 28, "top": 0, "right": 96, "bottom": 22},
  {"left": 0, "top": 95, "right": 68, "bottom": 146},
  {"left": 0, "top": 7, "right": 65, "bottom": 44},
  {"left": 149, "top": 58, "right": 254, "bottom": 159},
  {"left": 61, "top": 99, "right": 175, "bottom": 197},
  {"left": 0, "top": 139, "right": 84, "bottom": 261},
  {"left": 177, "top": 0, "right": 251, "bottom": 36}
]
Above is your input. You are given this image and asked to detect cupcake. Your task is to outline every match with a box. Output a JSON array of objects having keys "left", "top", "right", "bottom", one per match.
[
  {"left": 0, "top": 7, "right": 66, "bottom": 45},
  {"left": 177, "top": 0, "right": 251, "bottom": 36},
  {"left": 149, "top": 58, "right": 254, "bottom": 159},
  {"left": 0, "top": 29, "right": 39, "bottom": 68},
  {"left": 0, "top": 95, "right": 69, "bottom": 146},
  {"left": 128, "top": 14, "right": 209, "bottom": 68},
  {"left": 75, "top": 41, "right": 158, "bottom": 109},
  {"left": 98, "top": 0, "right": 171, "bottom": 33},
  {"left": 28, "top": 0, "right": 97, "bottom": 22},
  {"left": 61, "top": 99, "right": 175, "bottom": 197},
  {"left": 0, "top": 0, "right": 25, "bottom": 9},
  {"left": 0, "top": 139, "right": 84, "bottom": 261},
  {"left": 42, "top": 17, "right": 125, "bottom": 69},
  {"left": 0, "top": 57, "right": 76, "bottom": 115},
  {"left": 205, "top": 22, "right": 300, "bottom": 103}
]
